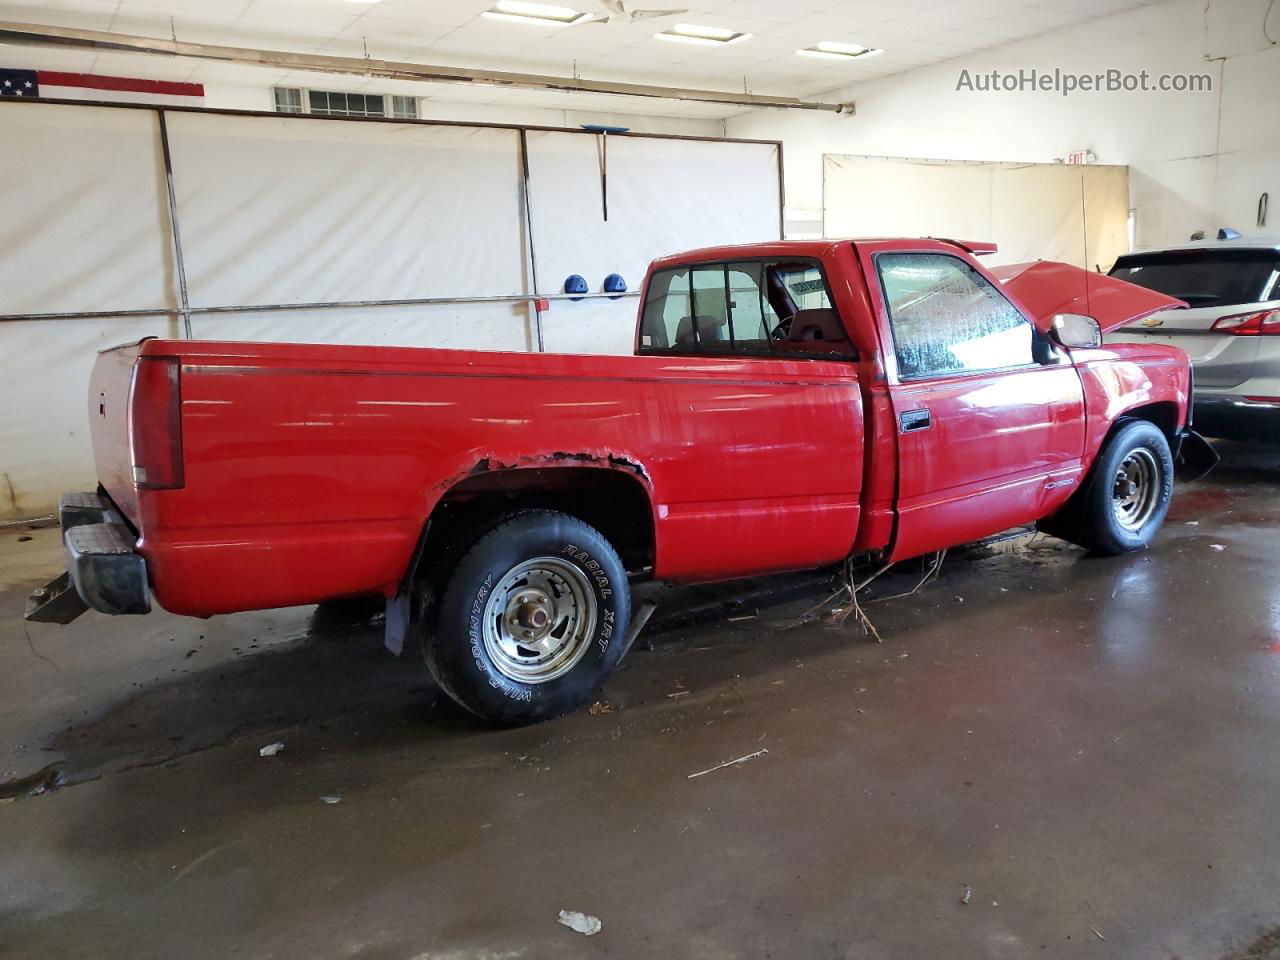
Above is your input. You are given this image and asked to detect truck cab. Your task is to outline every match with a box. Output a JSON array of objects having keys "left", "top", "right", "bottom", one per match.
[{"left": 634, "top": 238, "right": 1194, "bottom": 562}]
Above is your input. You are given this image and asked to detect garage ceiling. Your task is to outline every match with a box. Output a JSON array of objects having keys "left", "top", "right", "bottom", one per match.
[{"left": 0, "top": 0, "right": 1155, "bottom": 117}]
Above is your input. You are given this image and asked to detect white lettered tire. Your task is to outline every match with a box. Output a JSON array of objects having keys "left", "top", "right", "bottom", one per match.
[
  {"left": 424, "top": 510, "right": 631, "bottom": 725},
  {"left": 1079, "top": 420, "right": 1174, "bottom": 555}
]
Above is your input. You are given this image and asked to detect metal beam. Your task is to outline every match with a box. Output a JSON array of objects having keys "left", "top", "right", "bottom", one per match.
[
  {"left": 156, "top": 111, "right": 193, "bottom": 338},
  {"left": 0, "top": 291, "right": 642, "bottom": 325},
  {"left": 0, "top": 21, "right": 854, "bottom": 114}
]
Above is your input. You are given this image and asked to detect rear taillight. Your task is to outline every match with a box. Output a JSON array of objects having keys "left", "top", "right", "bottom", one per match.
[
  {"left": 129, "top": 356, "right": 184, "bottom": 490},
  {"left": 1210, "top": 308, "right": 1280, "bottom": 335}
]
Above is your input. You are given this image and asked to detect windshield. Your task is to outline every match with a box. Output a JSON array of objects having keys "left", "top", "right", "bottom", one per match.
[{"left": 1109, "top": 249, "right": 1280, "bottom": 308}]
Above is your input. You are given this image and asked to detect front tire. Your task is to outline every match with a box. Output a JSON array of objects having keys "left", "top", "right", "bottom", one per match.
[
  {"left": 1078, "top": 420, "right": 1174, "bottom": 555},
  {"left": 425, "top": 510, "right": 630, "bottom": 725}
]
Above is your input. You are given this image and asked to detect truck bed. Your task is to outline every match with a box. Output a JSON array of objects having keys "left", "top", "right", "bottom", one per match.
[{"left": 92, "top": 338, "right": 866, "bottom": 616}]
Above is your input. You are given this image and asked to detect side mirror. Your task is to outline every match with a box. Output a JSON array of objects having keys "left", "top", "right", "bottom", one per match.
[{"left": 1049, "top": 313, "right": 1102, "bottom": 349}]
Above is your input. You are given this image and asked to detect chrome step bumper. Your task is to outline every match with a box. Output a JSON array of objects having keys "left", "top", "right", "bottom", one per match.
[{"left": 24, "top": 491, "right": 150, "bottom": 624}]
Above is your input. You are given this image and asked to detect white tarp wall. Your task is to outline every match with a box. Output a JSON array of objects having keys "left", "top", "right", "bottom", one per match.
[
  {"left": 0, "top": 105, "right": 181, "bottom": 521},
  {"left": 525, "top": 132, "right": 782, "bottom": 354},
  {"left": 0, "top": 101, "right": 781, "bottom": 519},
  {"left": 822, "top": 156, "right": 1130, "bottom": 271},
  {"left": 164, "top": 114, "right": 536, "bottom": 351}
]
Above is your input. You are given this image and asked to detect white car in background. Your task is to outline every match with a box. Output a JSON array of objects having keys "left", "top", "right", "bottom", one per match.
[{"left": 1108, "top": 233, "right": 1280, "bottom": 440}]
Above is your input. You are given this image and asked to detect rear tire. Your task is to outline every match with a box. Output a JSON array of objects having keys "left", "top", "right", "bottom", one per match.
[
  {"left": 1077, "top": 420, "right": 1174, "bottom": 555},
  {"left": 424, "top": 510, "right": 630, "bottom": 725}
]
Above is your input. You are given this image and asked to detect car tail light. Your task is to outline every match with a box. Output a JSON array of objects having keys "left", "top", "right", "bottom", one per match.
[
  {"left": 1210, "top": 308, "right": 1280, "bottom": 335},
  {"left": 129, "top": 356, "right": 184, "bottom": 490}
]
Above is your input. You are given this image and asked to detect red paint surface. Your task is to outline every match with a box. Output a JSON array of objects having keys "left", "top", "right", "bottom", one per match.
[
  {"left": 989, "top": 259, "right": 1185, "bottom": 332},
  {"left": 89, "top": 239, "right": 1191, "bottom": 617},
  {"left": 38, "top": 71, "right": 205, "bottom": 97}
]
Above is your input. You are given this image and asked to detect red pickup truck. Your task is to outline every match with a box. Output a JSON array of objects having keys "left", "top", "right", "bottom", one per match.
[{"left": 27, "top": 238, "right": 1213, "bottom": 724}]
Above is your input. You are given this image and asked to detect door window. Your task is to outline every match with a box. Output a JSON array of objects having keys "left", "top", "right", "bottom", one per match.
[{"left": 877, "top": 253, "right": 1037, "bottom": 379}]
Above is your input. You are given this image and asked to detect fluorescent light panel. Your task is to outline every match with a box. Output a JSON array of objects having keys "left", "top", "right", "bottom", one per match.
[
  {"left": 656, "top": 22, "right": 751, "bottom": 45},
  {"left": 483, "top": 0, "right": 589, "bottom": 26},
  {"left": 797, "top": 40, "right": 883, "bottom": 59}
]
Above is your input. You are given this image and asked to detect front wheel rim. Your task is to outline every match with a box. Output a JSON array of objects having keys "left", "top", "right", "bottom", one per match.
[
  {"left": 1111, "top": 447, "right": 1161, "bottom": 531},
  {"left": 481, "top": 557, "right": 597, "bottom": 684}
]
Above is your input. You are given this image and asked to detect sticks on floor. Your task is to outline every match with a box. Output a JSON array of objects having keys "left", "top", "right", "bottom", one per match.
[
  {"left": 687, "top": 748, "right": 769, "bottom": 779},
  {"left": 866, "top": 549, "right": 947, "bottom": 605},
  {"left": 827, "top": 558, "right": 891, "bottom": 641},
  {"left": 814, "top": 549, "right": 948, "bottom": 643}
]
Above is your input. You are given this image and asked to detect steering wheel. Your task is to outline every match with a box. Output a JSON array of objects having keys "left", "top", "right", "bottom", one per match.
[{"left": 771, "top": 315, "right": 795, "bottom": 341}]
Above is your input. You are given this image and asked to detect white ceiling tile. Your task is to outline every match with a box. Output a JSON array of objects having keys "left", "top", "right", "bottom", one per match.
[
  {"left": 965, "top": 17, "right": 1041, "bottom": 39},
  {"left": 0, "top": 1, "right": 119, "bottom": 32},
  {"left": 706, "top": 1, "right": 814, "bottom": 24},
  {"left": 353, "top": 5, "right": 474, "bottom": 27},
  {"left": 528, "top": 31, "right": 645, "bottom": 54},
  {"left": 955, "top": 0, "right": 1038, "bottom": 12},
  {"left": 336, "top": 18, "right": 451, "bottom": 49},
  {"left": 238, "top": 1, "right": 360, "bottom": 31},
  {"left": 867, "top": 0, "right": 944, "bottom": 15},
  {"left": 112, "top": 0, "right": 243, "bottom": 19},
  {"left": 424, "top": 33, "right": 541, "bottom": 59},
  {"left": 1045, "top": 0, "right": 1141, "bottom": 14},
  {"left": 908, "top": 5, "right": 1006, "bottom": 31},
  {"left": 6, "top": 0, "right": 120, "bottom": 12},
  {"left": 1000, "top": 6, "right": 1092, "bottom": 28}
]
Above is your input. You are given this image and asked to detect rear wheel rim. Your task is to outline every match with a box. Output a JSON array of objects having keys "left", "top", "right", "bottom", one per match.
[
  {"left": 482, "top": 557, "right": 597, "bottom": 684},
  {"left": 1111, "top": 447, "right": 1161, "bottom": 531}
]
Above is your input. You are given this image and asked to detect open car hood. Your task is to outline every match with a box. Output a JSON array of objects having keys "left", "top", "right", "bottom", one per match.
[{"left": 989, "top": 260, "right": 1186, "bottom": 333}]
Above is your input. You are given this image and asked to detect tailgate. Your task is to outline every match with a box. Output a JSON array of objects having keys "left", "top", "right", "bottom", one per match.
[{"left": 89, "top": 339, "right": 146, "bottom": 528}]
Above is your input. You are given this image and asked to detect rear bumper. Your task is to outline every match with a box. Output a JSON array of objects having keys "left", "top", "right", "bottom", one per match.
[
  {"left": 24, "top": 492, "right": 151, "bottom": 623},
  {"left": 1193, "top": 396, "right": 1280, "bottom": 441}
]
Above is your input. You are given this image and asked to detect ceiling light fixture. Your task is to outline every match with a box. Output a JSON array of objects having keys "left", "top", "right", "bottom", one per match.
[
  {"left": 797, "top": 40, "right": 883, "bottom": 60},
  {"left": 482, "top": 0, "right": 590, "bottom": 27},
  {"left": 655, "top": 23, "right": 751, "bottom": 45}
]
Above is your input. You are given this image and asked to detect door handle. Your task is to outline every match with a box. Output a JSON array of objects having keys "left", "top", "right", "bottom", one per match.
[{"left": 899, "top": 408, "right": 931, "bottom": 432}]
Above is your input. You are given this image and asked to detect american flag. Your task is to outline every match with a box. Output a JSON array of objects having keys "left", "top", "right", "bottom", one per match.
[
  {"left": 0, "top": 69, "right": 37, "bottom": 97},
  {"left": 0, "top": 68, "right": 203, "bottom": 105}
]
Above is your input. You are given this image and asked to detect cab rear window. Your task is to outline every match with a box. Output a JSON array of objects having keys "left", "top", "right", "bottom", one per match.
[
  {"left": 1109, "top": 249, "right": 1280, "bottom": 308},
  {"left": 638, "top": 259, "right": 853, "bottom": 359}
]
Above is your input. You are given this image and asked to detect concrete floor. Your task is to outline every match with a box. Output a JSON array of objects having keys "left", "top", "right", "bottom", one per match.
[{"left": 2, "top": 442, "right": 1279, "bottom": 960}]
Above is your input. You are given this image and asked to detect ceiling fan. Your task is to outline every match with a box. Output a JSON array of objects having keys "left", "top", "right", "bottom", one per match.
[{"left": 581, "top": 0, "right": 689, "bottom": 24}]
